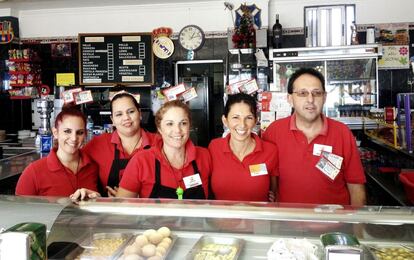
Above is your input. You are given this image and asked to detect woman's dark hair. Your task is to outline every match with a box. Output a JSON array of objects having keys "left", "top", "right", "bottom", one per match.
[
  {"left": 110, "top": 92, "right": 141, "bottom": 115},
  {"left": 287, "top": 67, "right": 325, "bottom": 94},
  {"left": 155, "top": 100, "right": 192, "bottom": 129},
  {"left": 54, "top": 106, "right": 86, "bottom": 129},
  {"left": 223, "top": 93, "right": 257, "bottom": 118}
]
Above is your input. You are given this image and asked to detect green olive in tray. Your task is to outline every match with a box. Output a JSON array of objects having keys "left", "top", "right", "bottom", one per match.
[{"left": 372, "top": 247, "right": 414, "bottom": 260}]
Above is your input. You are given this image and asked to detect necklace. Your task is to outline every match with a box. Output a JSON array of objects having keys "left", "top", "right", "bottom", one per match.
[
  {"left": 162, "top": 148, "right": 186, "bottom": 200},
  {"left": 121, "top": 135, "right": 142, "bottom": 155}
]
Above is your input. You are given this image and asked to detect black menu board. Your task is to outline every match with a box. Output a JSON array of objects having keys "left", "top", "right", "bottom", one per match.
[{"left": 78, "top": 33, "right": 154, "bottom": 85}]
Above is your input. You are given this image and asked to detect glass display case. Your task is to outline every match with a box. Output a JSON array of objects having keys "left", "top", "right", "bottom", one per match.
[
  {"left": 226, "top": 48, "right": 268, "bottom": 90},
  {"left": 1, "top": 195, "right": 414, "bottom": 259},
  {"left": 269, "top": 44, "right": 381, "bottom": 129}
]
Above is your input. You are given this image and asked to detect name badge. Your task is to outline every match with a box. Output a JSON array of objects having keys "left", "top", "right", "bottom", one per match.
[
  {"left": 313, "top": 144, "right": 332, "bottom": 156},
  {"left": 249, "top": 163, "right": 268, "bottom": 177},
  {"left": 183, "top": 173, "right": 202, "bottom": 189}
]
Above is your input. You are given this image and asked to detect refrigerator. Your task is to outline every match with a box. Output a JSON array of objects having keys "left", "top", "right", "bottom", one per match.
[{"left": 174, "top": 60, "right": 224, "bottom": 147}]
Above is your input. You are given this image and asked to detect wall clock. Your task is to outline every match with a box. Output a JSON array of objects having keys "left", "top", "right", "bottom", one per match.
[{"left": 178, "top": 25, "right": 205, "bottom": 51}]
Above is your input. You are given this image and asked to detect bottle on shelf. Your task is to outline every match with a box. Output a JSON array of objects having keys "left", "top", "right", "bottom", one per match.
[
  {"left": 272, "top": 14, "right": 283, "bottom": 48},
  {"left": 86, "top": 115, "right": 94, "bottom": 142},
  {"left": 350, "top": 21, "right": 359, "bottom": 45}
]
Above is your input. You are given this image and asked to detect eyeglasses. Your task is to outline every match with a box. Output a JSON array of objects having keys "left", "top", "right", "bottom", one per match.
[{"left": 292, "top": 90, "right": 326, "bottom": 98}]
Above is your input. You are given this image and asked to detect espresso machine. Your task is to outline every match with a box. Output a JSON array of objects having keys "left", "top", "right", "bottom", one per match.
[{"left": 36, "top": 98, "right": 54, "bottom": 152}]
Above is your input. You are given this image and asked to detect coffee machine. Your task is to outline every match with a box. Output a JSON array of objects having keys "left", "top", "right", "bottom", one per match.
[{"left": 36, "top": 98, "right": 54, "bottom": 152}]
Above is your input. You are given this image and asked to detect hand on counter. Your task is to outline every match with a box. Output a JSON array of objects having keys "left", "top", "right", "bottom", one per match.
[
  {"left": 70, "top": 188, "right": 101, "bottom": 202},
  {"left": 106, "top": 186, "right": 118, "bottom": 197},
  {"left": 268, "top": 190, "right": 276, "bottom": 202}
]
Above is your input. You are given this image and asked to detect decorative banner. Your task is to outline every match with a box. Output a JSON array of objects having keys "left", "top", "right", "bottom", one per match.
[
  {"left": 152, "top": 27, "right": 174, "bottom": 59},
  {"left": 0, "top": 20, "right": 14, "bottom": 44},
  {"left": 379, "top": 45, "right": 409, "bottom": 69},
  {"left": 235, "top": 4, "right": 261, "bottom": 29}
]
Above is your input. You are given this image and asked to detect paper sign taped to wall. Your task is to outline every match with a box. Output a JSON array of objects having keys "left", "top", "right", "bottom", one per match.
[{"left": 56, "top": 73, "right": 75, "bottom": 86}]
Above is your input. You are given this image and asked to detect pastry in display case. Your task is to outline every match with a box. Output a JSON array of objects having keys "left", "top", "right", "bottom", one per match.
[{"left": 1, "top": 195, "right": 414, "bottom": 259}]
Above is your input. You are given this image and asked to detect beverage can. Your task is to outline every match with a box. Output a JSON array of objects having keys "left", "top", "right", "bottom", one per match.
[{"left": 40, "top": 134, "right": 52, "bottom": 153}]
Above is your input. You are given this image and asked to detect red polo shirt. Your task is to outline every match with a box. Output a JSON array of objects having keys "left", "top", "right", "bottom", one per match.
[
  {"left": 15, "top": 148, "right": 98, "bottom": 196},
  {"left": 262, "top": 114, "right": 366, "bottom": 205},
  {"left": 208, "top": 134, "right": 278, "bottom": 201},
  {"left": 119, "top": 138, "right": 211, "bottom": 198},
  {"left": 82, "top": 129, "right": 156, "bottom": 187}
]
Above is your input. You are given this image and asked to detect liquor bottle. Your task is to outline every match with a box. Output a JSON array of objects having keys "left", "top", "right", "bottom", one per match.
[
  {"left": 350, "top": 21, "right": 359, "bottom": 45},
  {"left": 272, "top": 14, "right": 283, "bottom": 48},
  {"left": 86, "top": 115, "right": 94, "bottom": 142}
]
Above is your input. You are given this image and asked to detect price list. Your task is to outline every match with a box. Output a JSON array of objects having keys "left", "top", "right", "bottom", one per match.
[{"left": 79, "top": 33, "right": 154, "bottom": 85}]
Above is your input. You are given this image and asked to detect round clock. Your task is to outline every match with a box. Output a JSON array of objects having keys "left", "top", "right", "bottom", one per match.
[{"left": 178, "top": 25, "right": 205, "bottom": 51}]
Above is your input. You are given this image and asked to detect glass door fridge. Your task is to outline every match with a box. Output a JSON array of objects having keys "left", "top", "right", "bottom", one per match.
[
  {"left": 269, "top": 44, "right": 381, "bottom": 129},
  {"left": 174, "top": 60, "right": 224, "bottom": 147}
]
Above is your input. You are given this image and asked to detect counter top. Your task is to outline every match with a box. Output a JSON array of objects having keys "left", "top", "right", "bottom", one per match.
[
  {"left": 365, "top": 164, "right": 410, "bottom": 206},
  {"left": 0, "top": 150, "right": 41, "bottom": 181}
]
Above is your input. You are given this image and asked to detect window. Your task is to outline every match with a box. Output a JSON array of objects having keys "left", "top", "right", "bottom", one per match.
[{"left": 305, "top": 4, "right": 355, "bottom": 47}]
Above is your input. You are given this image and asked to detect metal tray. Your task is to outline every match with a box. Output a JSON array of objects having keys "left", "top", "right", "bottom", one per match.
[
  {"left": 185, "top": 235, "right": 244, "bottom": 260},
  {"left": 117, "top": 233, "right": 177, "bottom": 260},
  {"left": 366, "top": 244, "right": 414, "bottom": 260},
  {"left": 76, "top": 232, "right": 132, "bottom": 260}
]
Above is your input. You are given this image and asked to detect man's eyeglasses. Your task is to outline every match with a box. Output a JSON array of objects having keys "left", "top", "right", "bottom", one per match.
[{"left": 292, "top": 90, "right": 326, "bottom": 98}]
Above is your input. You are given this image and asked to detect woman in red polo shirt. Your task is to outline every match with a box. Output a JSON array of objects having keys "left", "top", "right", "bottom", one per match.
[
  {"left": 117, "top": 100, "right": 211, "bottom": 199},
  {"left": 83, "top": 92, "right": 156, "bottom": 197},
  {"left": 15, "top": 107, "right": 98, "bottom": 196},
  {"left": 208, "top": 93, "right": 278, "bottom": 202}
]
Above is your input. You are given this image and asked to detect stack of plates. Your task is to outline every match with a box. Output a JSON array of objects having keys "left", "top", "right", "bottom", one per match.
[{"left": 18, "top": 130, "right": 31, "bottom": 140}]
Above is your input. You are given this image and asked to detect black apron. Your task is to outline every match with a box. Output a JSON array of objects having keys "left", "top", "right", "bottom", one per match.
[
  {"left": 149, "top": 159, "right": 206, "bottom": 199},
  {"left": 99, "top": 144, "right": 150, "bottom": 196}
]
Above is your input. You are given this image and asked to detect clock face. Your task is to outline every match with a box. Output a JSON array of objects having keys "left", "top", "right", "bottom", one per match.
[{"left": 178, "top": 25, "right": 205, "bottom": 51}]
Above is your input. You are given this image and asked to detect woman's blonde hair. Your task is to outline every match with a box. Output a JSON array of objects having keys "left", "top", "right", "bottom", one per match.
[{"left": 154, "top": 100, "right": 191, "bottom": 129}]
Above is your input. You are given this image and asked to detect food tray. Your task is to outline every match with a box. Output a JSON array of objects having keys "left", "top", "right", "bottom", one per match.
[
  {"left": 117, "top": 233, "right": 177, "bottom": 259},
  {"left": 367, "top": 245, "right": 414, "bottom": 260},
  {"left": 185, "top": 235, "right": 244, "bottom": 260},
  {"left": 76, "top": 232, "right": 132, "bottom": 260}
]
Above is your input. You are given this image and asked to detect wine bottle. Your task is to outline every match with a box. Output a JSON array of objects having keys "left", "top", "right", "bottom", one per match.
[
  {"left": 350, "top": 21, "right": 359, "bottom": 45},
  {"left": 272, "top": 14, "right": 283, "bottom": 48}
]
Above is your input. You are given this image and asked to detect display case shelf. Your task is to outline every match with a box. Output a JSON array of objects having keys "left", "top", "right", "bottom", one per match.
[
  {"left": 9, "top": 95, "right": 32, "bottom": 100},
  {"left": 8, "top": 58, "right": 30, "bottom": 63},
  {"left": 269, "top": 45, "right": 380, "bottom": 127},
  {"left": 9, "top": 83, "right": 33, "bottom": 87},
  {"left": 8, "top": 71, "right": 30, "bottom": 75}
]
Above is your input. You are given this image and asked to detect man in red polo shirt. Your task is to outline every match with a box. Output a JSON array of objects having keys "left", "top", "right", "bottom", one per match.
[{"left": 263, "top": 68, "right": 366, "bottom": 206}]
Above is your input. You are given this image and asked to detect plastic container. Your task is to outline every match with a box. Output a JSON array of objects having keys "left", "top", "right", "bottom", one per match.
[{"left": 399, "top": 172, "right": 414, "bottom": 204}]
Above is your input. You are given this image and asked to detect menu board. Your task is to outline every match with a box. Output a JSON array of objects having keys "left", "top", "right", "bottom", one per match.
[{"left": 78, "top": 33, "right": 154, "bottom": 85}]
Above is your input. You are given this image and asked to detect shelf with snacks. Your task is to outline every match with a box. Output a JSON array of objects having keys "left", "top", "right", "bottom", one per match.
[
  {"left": 8, "top": 71, "right": 30, "bottom": 75},
  {"left": 9, "top": 95, "right": 32, "bottom": 100},
  {"left": 8, "top": 58, "right": 30, "bottom": 63},
  {"left": 9, "top": 83, "right": 34, "bottom": 88},
  {"left": 6, "top": 48, "right": 42, "bottom": 99}
]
